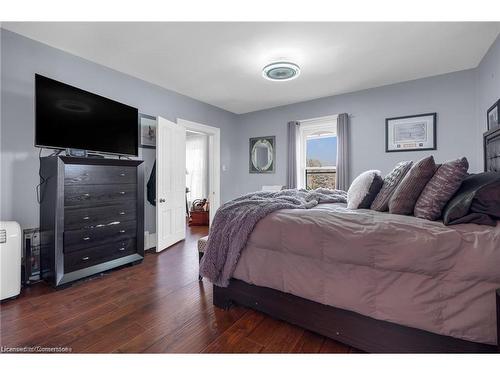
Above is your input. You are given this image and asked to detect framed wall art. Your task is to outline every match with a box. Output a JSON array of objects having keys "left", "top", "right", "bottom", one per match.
[
  {"left": 385, "top": 113, "right": 437, "bottom": 152},
  {"left": 487, "top": 99, "right": 499, "bottom": 131},
  {"left": 139, "top": 113, "right": 157, "bottom": 149}
]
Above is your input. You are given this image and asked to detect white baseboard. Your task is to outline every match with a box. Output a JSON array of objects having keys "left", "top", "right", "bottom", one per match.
[{"left": 144, "top": 231, "right": 157, "bottom": 250}]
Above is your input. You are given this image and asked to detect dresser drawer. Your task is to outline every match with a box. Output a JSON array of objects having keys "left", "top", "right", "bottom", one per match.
[
  {"left": 64, "top": 184, "right": 137, "bottom": 207},
  {"left": 64, "top": 220, "right": 137, "bottom": 253},
  {"left": 65, "top": 164, "right": 137, "bottom": 185},
  {"left": 64, "top": 238, "right": 137, "bottom": 273},
  {"left": 64, "top": 201, "right": 137, "bottom": 231}
]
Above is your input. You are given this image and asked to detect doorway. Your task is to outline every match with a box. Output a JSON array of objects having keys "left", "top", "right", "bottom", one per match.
[
  {"left": 178, "top": 118, "right": 221, "bottom": 227},
  {"left": 186, "top": 130, "right": 209, "bottom": 226},
  {"left": 154, "top": 117, "right": 220, "bottom": 253}
]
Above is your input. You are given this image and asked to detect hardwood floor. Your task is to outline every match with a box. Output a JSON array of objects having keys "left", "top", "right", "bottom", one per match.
[{"left": 0, "top": 225, "right": 357, "bottom": 353}]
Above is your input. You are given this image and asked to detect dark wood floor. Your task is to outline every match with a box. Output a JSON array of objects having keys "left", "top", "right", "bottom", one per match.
[{"left": 0, "top": 225, "right": 357, "bottom": 353}]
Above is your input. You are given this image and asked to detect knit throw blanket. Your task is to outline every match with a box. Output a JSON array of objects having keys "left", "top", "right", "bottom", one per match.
[{"left": 199, "top": 188, "right": 347, "bottom": 287}]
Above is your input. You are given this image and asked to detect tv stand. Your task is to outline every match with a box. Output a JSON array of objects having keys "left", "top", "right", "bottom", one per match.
[{"left": 39, "top": 156, "right": 144, "bottom": 287}]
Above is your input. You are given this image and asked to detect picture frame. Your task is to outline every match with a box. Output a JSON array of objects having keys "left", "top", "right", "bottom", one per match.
[
  {"left": 487, "top": 99, "right": 499, "bottom": 131},
  {"left": 139, "top": 113, "right": 157, "bottom": 149},
  {"left": 385, "top": 113, "right": 437, "bottom": 152},
  {"left": 249, "top": 136, "right": 276, "bottom": 173}
]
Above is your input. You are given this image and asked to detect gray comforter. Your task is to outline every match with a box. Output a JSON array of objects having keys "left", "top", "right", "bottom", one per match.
[
  {"left": 199, "top": 188, "right": 347, "bottom": 286},
  {"left": 233, "top": 203, "right": 500, "bottom": 345}
]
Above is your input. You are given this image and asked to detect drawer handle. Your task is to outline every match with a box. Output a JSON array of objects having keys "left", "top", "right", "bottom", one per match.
[
  {"left": 83, "top": 236, "right": 91, "bottom": 241},
  {"left": 119, "top": 191, "right": 126, "bottom": 195},
  {"left": 81, "top": 256, "right": 90, "bottom": 261},
  {"left": 83, "top": 216, "right": 90, "bottom": 220},
  {"left": 119, "top": 173, "right": 126, "bottom": 177},
  {"left": 119, "top": 247, "right": 126, "bottom": 251},
  {"left": 119, "top": 229, "right": 126, "bottom": 233},
  {"left": 119, "top": 211, "right": 125, "bottom": 215},
  {"left": 83, "top": 193, "right": 90, "bottom": 198}
]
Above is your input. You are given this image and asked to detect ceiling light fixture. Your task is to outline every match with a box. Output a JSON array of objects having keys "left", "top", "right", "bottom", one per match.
[{"left": 262, "top": 61, "right": 301, "bottom": 81}]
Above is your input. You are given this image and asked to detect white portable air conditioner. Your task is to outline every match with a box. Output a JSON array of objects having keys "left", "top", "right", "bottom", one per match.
[{"left": 0, "top": 221, "right": 22, "bottom": 300}]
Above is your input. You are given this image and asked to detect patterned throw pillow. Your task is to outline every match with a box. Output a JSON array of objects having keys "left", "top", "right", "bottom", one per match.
[
  {"left": 414, "top": 157, "right": 469, "bottom": 220},
  {"left": 388, "top": 156, "right": 437, "bottom": 215},
  {"left": 347, "top": 170, "right": 383, "bottom": 209},
  {"left": 370, "top": 161, "right": 413, "bottom": 211}
]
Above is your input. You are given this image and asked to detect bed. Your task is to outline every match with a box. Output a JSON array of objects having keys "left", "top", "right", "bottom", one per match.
[
  {"left": 214, "top": 203, "right": 499, "bottom": 352},
  {"left": 211, "top": 131, "right": 500, "bottom": 353}
]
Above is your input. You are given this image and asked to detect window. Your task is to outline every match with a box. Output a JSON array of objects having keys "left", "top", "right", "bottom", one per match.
[{"left": 298, "top": 116, "right": 337, "bottom": 189}]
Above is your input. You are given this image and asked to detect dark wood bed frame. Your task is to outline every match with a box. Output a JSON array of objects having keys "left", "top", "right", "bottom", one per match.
[
  {"left": 212, "top": 130, "right": 500, "bottom": 353},
  {"left": 214, "top": 280, "right": 499, "bottom": 353}
]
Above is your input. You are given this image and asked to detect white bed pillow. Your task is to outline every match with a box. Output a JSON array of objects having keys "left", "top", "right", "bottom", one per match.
[{"left": 347, "top": 170, "right": 383, "bottom": 209}]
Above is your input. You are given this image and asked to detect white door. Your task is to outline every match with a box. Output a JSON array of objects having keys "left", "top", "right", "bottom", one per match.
[{"left": 156, "top": 117, "right": 186, "bottom": 252}]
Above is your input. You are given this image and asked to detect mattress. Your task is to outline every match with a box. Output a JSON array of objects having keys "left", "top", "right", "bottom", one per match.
[{"left": 233, "top": 203, "right": 500, "bottom": 345}]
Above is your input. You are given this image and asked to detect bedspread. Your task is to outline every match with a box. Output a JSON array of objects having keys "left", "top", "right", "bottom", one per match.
[{"left": 233, "top": 203, "right": 500, "bottom": 345}]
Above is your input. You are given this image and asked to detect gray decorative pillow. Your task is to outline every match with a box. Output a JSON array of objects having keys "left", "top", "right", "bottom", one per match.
[
  {"left": 389, "top": 156, "right": 437, "bottom": 215},
  {"left": 370, "top": 161, "right": 413, "bottom": 211},
  {"left": 414, "top": 157, "right": 469, "bottom": 220},
  {"left": 347, "top": 170, "right": 383, "bottom": 209}
]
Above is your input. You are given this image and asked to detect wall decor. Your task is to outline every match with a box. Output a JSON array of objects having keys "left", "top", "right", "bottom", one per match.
[
  {"left": 249, "top": 136, "right": 275, "bottom": 173},
  {"left": 385, "top": 113, "right": 437, "bottom": 152},
  {"left": 139, "top": 113, "right": 157, "bottom": 148},
  {"left": 487, "top": 99, "right": 499, "bottom": 131}
]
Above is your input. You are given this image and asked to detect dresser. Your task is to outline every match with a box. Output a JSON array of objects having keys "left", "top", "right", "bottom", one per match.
[
  {"left": 484, "top": 127, "right": 500, "bottom": 172},
  {"left": 40, "top": 156, "right": 144, "bottom": 287}
]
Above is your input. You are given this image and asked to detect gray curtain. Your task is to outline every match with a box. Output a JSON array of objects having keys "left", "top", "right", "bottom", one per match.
[
  {"left": 335, "top": 113, "right": 349, "bottom": 191},
  {"left": 287, "top": 121, "right": 300, "bottom": 188}
]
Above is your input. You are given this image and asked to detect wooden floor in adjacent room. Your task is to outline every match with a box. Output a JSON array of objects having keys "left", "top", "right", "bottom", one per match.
[{"left": 0, "top": 225, "right": 358, "bottom": 353}]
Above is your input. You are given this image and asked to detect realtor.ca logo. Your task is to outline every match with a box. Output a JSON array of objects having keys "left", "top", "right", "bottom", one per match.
[{"left": 1, "top": 346, "right": 72, "bottom": 353}]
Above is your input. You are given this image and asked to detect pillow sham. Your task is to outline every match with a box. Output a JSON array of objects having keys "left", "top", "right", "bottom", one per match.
[
  {"left": 470, "top": 181, "right": 500, "bottom": 219},
  {"left": 442, "top": 172, "right": 500, "bottom": 226},
  {"left": 414, "top": 157, "right": 469, "bottom": 221},
  {"left": 370, "top": 161, "right": 413, "bottom": 211},
  {"left": 347, "top": 170, "right": 383, "bottom": 209},
  {"left": 388, "top": 156, "right": 437, "bottom": 215}
]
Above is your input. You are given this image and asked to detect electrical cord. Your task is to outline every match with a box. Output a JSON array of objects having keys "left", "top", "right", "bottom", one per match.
[
  {"left": 36, "top": 148, "right": 61, "bottom": 203},
  {"left": 36, "top": 147, "right": 45, "bottom": 204}
]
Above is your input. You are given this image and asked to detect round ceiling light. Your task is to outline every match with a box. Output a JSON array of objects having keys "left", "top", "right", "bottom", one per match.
[{"left": 262, "top": 61, "right": 300, "bottom": 81}]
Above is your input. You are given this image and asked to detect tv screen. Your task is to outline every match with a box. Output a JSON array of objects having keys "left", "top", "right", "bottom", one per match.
[{"left": 35, "top": 74, "right": 139, "bottom": 156}]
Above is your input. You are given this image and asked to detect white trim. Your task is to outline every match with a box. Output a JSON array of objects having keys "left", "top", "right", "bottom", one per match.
[
  {"left": 177, "top": 118, "right": 220, "bottom": 226},
  {"left": 299, "top": 114, "right": 338, "bottom": 126},
  {"left": 306, "top": 133, "right": 336, "bottom": 140},
  {"left": 305, "top": 166, "right": 337, "bottom": 171}
]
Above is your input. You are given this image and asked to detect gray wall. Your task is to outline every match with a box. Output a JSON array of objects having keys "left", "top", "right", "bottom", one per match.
[
  {"left": 231, "top": 69, "right": 480, "bottom": 198},
  {"left": 0, "top": 29, "right": 238, "bottom": 231},
  {"left": 476, "top": 34, "right": 500, "bottom": 166},
  {"left": 1, "top": 28, "right": 498, "bottom": 231}
]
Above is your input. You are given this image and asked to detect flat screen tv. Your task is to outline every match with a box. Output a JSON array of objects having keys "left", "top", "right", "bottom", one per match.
[{"left": 35, "top": 74, "right": 139, "bottom": 156}]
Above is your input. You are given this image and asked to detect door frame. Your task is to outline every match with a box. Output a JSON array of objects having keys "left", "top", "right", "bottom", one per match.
[{"left": 177, "top": 118, "right": 221, "bottom": 226}]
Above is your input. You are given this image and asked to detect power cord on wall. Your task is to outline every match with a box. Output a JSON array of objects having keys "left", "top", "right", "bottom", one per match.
[
  {"left": 35, "top": 148, "right": 46, "bottom": 204},
  {"left": 36, "top": 148, "right": 62, "bottom": 204}
]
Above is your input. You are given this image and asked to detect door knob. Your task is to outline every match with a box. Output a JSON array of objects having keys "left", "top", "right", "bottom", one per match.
[{"left": 159, "top": 198, "right": 166, "bottom": 203}]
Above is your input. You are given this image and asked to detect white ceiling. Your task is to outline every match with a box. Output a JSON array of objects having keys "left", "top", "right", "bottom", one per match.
[{"left": 3, "top": 22, "right": 499, "bottom": 114}]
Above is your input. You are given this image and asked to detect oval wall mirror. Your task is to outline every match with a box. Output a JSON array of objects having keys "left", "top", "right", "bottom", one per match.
[{"left": 249, "top": 136, "right": 275, "bottom": 173}]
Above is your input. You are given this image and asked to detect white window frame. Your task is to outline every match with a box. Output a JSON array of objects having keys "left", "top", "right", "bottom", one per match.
[{"left": 298, "top": 115, "right": 338, "bottom": 189}]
